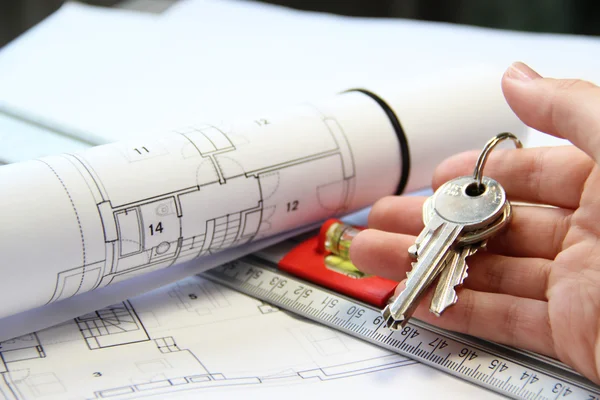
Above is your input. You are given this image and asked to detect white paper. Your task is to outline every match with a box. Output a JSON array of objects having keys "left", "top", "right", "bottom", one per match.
[
  {"left": 0, "top": 114, "right": 90, "bottom": 165},
  {"left": 0, "top": 2, "right": 595, "bottom": 398},
  {"left": 0, "top": 3, "right": 162, "bottom": 146},
  {"left": 0, "top": 0, "right": 529, "bottom": 341},
  {"left": 164, "top": 0, "right": 600, "bottom": 82},
  {"left": 0, "top": 79, "right": 524, "bottom": 321},
  {"left": 0, "top": 273, "right": 501, "bottom": 400},
  {"left": 1, "top": 92, "right": 392, "bottom": 320},
  {"left": 1, "top": 0, "right": 598, "bottom": 153}
]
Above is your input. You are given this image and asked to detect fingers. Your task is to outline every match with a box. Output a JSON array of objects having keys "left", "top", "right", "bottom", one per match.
[
  {"left": 463, "top": 252, "right": 549, "bottom": 301},
  {"left": 432, "top": 145, "right": 592, "bottom": 210},
  {"left": 367, "top": 196, "right": 426, "bottom": 236},
  {"left": 367, "top": 195, "right": 572, "bottom": 260},
  {"left": 350, "top": 229, "right": 550, "bottom": 301},
  {"left": 481, "top": 204, "right": 572, "bottom": 260},
  {"left": 502, "top": 62, "right": 600, "bottom": 163},
  {"left": 349, "top": 229, "right": 414, "bottom": 282},
  {"left": 408, "top": 284, "right": 555, "bottom": 358}
]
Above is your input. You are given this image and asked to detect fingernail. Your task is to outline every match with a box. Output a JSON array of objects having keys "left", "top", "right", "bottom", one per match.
[{"left": 506, "top": 62, "right": 541, "bottom": 81}]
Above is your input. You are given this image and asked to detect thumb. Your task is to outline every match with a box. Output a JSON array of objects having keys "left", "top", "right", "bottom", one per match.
[{"left": 502, "top": 62, "right": 600, "bottom": 163}]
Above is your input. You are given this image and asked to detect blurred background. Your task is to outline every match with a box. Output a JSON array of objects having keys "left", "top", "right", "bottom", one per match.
[{"left": 1, "top": 0, "right": 599, "bottom": 48}]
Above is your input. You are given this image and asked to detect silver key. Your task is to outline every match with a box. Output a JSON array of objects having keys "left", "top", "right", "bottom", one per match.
[
  {"left": 423, "top": 195, "right": 512, "bottom": 247},
  {"left": 430, "top": 201, "right": 512, "bottom": 315},
  {"left": 382, "top": 132, "right": 522, "bottom": 329},
  {"left": 430, "top": 243, "right": 480, "bottom": 317},
  {"left": 382, "top": 175, "right": 508, "bottom": 329}
]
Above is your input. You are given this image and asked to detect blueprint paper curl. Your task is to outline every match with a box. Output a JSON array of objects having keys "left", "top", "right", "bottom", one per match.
[{"left": 0, "top": 70, "right": 525, "bottom": 320}]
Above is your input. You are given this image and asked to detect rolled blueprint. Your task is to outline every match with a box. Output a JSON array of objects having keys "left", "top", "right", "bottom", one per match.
[{"left": 0, "top": 70, "right": 526, "bottom": 320}]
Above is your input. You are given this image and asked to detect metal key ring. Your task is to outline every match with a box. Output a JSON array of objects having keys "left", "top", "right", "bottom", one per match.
[{"left": 472, "top": 132, "right": 523, "bottom": 190}]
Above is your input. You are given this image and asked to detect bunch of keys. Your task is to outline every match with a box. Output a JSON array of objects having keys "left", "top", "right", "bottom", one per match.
[{"left": 382, "top": 132, "right": 523, "bottom": 330}]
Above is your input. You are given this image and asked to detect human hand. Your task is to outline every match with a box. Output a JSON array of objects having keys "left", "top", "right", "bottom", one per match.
[{"left": 349, "top": 62, "right": 600, "bottom": 383}]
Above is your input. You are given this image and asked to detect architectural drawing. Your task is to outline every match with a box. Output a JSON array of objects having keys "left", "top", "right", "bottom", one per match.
[
  {"left": 0, "top": 92, "right": 405, "bottom": 320},
  {"left": 75, "top": 302, "right": 150, "bottom": 350},
  {"left": 47, "top": 114, "right": 357, "bottom": 302},
  {"left": 0, "top": 275, "right": 426, "bottom": 400}
]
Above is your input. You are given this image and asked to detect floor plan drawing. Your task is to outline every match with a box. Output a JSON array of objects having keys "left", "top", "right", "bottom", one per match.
[
  {"left": 47, "top": 111, "right": 357, "bottom": 302},
  {"left": 0, "top": 92, "right": 404, "bottom": 321},
  {"left": 0, "top": 275, "right": 426, "bottom": 400},
  {"left": 75, "top": 302, "right": 151, "bottom": 350}
]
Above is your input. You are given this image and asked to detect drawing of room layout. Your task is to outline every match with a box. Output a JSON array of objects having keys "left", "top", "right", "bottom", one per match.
[
  {"left": 0, "top": 276, "right": 416, "bottom": 400},
  {"left": 41, "top": 105, "right": 357, "bottom": 305}
]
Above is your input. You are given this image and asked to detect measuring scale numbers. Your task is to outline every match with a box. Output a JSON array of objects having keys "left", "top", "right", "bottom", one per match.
[{"left": 202, "top": 132, "right": 600, "bottom": 399}]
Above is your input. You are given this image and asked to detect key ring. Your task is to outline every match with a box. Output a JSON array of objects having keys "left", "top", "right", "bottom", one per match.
[{"left": 472, "top": 132, "right": 523, "bottom": 192}]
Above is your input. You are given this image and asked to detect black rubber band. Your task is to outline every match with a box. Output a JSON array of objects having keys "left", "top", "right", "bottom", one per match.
[{"left": 343, "top": 89, "right": 411, "bottom": 195}]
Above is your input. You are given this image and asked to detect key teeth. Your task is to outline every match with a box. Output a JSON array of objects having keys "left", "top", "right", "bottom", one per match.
[
  {"left": 406, "top": 262, "right": 417, "bottom": 280},
  {"left": 408, "top": 244, "right": 418, "bottom": 259},
  {"left": 457, "top": 266, "right": 469, "bottom": 286},
  {"left": 430, "top": 247, "right": 476, "bottom": 316}
]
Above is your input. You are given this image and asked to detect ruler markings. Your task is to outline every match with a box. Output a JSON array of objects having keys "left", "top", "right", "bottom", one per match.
[{"left": 202, "top": 260, "right": 600, "bottom": 400}]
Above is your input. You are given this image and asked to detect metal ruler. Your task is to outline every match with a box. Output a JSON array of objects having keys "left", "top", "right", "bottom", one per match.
[{"left": 203, "top": 256, "right": 600, "bottom": 400}]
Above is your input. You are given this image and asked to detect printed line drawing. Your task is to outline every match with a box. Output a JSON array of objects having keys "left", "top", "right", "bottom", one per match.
[
  {"left": 75, "top": 301, "right": 150, "bottom": 350},
  {"left": 0, "top": 276, "right": 419, "bottom": 400},
  {"left": 0, "top": 334, "right": 46, "bottom": 364},
  {"left": 167, "top": 279, "right": 231, "bottom": 315},
  {"left": 42, "top": 109, "right": 356, "bottom": 306},
  {"left": 1, "top": 90, "right": 410, "bottom": 323}
]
